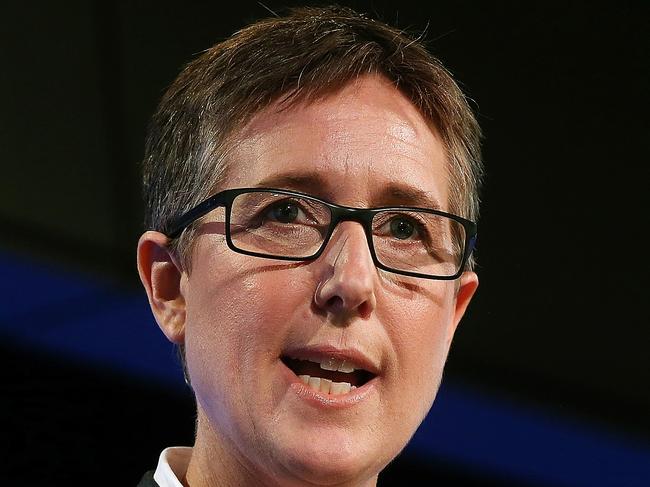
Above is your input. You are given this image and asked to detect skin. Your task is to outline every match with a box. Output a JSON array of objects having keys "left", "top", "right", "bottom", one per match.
[{"left": 138, "top": 74, "right": 478, "bottom": 487}]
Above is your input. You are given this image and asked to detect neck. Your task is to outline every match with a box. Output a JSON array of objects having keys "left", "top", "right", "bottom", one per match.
[{"left": 184, "top": 409, "right": 257, "bottom": 487}]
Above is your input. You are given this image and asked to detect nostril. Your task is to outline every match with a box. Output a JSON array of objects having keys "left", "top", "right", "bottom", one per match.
[
  {"left": 357, "top": 299, "right": 373, "bottom": 319},
  {"left": 326, "top": 295, "right": 344, "bottom": 311},
  {"left": 314, "top": 272, "right": 376, "bottom": 318}
]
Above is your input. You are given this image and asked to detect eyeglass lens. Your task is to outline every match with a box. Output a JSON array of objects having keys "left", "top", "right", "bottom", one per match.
[{"left": 229, "top": 191, "right": 466, "bottom": 277}]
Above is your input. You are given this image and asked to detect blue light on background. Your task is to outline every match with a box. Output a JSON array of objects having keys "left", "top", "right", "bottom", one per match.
[{"left": 2, "top": 250, "right": 649, "bottom": 486}]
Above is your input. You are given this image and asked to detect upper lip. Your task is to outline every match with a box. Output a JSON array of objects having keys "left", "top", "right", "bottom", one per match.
[{"left": 281, "top": 345, "right": 381, "bottom": 376}]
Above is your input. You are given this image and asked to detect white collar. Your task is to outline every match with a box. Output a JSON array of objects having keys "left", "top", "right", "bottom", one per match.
[{"left": 153, "top": 446, "right": 193, "bottom": 487}]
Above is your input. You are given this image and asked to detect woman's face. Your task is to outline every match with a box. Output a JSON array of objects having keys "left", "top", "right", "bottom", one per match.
[{"left": 181, "top": 75, "right": 478, "bottom": 485}]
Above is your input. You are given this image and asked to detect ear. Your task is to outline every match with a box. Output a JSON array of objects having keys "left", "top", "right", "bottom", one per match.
[
  {"left": 445, "top": 271, "right": 479, "bottom": 346},
  {"left": 137, "top": 231, "right": 186, "bottom": 345}
]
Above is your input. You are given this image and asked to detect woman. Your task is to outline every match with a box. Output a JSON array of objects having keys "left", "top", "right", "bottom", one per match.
[{"left": 137, "top": 5, "right": 483, "bottom": 486}]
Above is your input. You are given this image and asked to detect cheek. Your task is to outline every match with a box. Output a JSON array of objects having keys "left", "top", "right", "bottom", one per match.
[
  {"left": 383, "top": 284, "right": 457, "bottom": 408},
  {"left": 183, "top": 248, "right": 310, "bottom": 403}
]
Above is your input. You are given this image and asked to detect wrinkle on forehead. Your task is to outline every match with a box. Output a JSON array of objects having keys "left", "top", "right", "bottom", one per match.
[
  {"left": 227, "top": 74, "right": 449, "bottom": 207},
  {"left": 237, "top": 74, "right": 434, "bottom": 148}
]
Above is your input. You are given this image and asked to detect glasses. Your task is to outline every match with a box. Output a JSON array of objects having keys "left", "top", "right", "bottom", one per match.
[{"left": 166, "top": 188, "right": 477, "bottom": 280}]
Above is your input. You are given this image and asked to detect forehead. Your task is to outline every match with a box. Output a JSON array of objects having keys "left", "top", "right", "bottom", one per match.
[{"left": 225, "top": 75, "right": 449, "bottom": 209}]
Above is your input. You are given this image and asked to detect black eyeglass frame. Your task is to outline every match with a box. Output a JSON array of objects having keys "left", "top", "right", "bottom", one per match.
[{"left": 165, "top": 187, "right": 477, "bottom": 280}]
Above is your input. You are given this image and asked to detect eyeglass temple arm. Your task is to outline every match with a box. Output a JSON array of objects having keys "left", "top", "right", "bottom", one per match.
[{"left": 166, "top": 193, "right": 226, "bottom": 238}]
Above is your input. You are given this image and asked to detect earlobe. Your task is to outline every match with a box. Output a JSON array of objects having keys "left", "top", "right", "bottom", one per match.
[{"left": 137, "top": 231, "right": 186, "bottom": 345}]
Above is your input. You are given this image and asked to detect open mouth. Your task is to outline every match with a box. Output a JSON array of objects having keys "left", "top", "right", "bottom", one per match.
[{"left": 281, "top": 355, "right": 375, "bottom": 395}]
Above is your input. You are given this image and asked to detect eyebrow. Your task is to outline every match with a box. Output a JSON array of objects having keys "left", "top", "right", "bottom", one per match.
[
  {"left": 383, "top": 185, "right": 443, "bottom": 210},
  {"left": 254, "top": 171, "right": 442, "bottom": 210},
  {"left": 255, "top": 172, "right": 328, "bottom": 195}
]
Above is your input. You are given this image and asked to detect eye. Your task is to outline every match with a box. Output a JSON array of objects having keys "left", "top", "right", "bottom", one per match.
[
  {"left": 267, "top": 200, "right": 300, "bottom": 223},
  {"left": 389, "top": 217, "right": 417, "bottom": 240},
  {"left": 373, "top": 212, "right": 443, "bottom": 252}
]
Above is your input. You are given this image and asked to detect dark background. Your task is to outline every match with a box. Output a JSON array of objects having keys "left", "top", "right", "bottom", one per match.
[{"left": 2, "top": 1, "right": 648, "bottom": 485}]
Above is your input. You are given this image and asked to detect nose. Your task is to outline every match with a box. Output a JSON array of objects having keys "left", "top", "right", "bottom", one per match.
[{"left": 313, "top": 221, "right": 377, "bottom": 321}]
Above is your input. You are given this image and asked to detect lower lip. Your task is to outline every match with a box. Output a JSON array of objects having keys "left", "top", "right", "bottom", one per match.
[{"left": 279, "top": 359, "right": 378, "bottom": 409}]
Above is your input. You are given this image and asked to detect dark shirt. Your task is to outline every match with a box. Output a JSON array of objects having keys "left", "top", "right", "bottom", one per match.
[{"left": 137, "top": 470, "right": 159, "bottom": 487}]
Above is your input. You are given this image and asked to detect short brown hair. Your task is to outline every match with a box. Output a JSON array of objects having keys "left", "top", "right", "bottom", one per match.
[{"left": 142, "top": 5, "right": 483, "bottom": 270}]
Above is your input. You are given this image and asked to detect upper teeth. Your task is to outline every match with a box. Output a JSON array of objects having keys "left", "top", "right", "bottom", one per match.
[
  {"left": 319, "top": 357, "right": 355, "bottom": 373},
  {"left": 298, "top": 375, "right": 355, "bottom": 395}
]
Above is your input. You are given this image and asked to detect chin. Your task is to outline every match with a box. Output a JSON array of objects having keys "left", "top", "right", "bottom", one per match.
[{"left": 277, "top": 432, "right": 386, "bottom": 486}]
